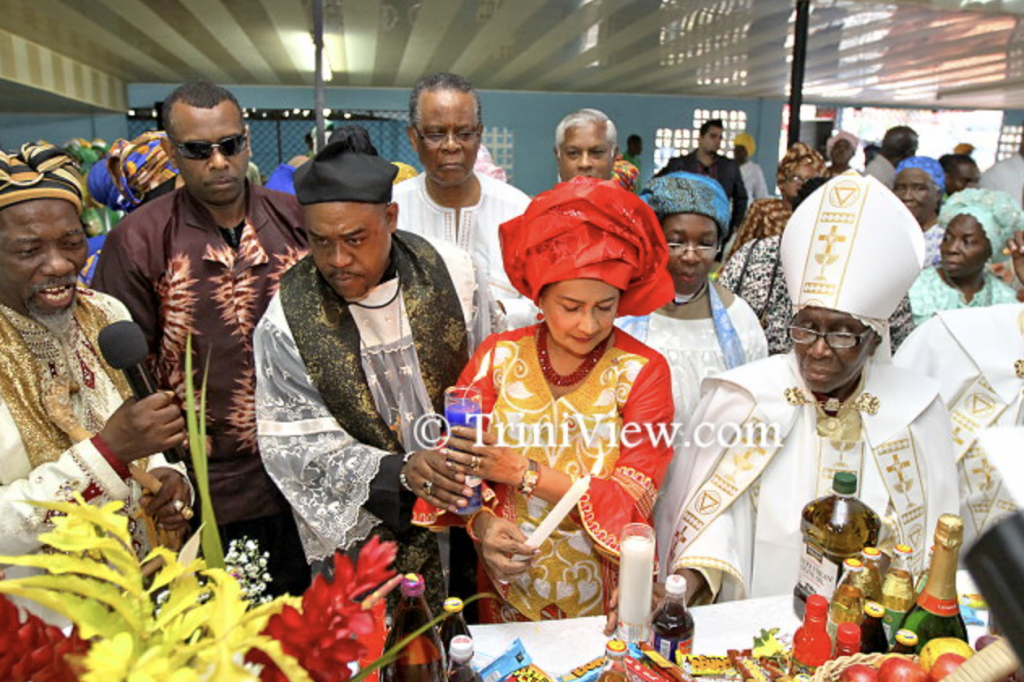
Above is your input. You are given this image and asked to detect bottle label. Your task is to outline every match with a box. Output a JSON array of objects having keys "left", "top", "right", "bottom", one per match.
[
  {"left": 882, "top": 608, "right": 907, "bottom": 644},
  {"left": 917, "top": 591, "right": 959, "bottom": 617},
  {"left": 652, "top": 634, "right": 693, "bottom": 663},
  {"left": 796, "top": 542, "right": 840, "bottom": 600}
]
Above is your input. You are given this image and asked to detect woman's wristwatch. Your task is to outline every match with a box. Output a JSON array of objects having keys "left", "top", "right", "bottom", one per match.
[{"left": 518, "top": 458, "right": 540, "bottom": 496}]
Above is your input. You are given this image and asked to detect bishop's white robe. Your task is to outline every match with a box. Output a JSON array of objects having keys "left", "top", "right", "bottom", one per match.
[
  {"left": 894, "top": 303, "right": 1024, "bottom": 547},
  {"left": 654, "top": 352, "right": 959, "bottom": 602}
]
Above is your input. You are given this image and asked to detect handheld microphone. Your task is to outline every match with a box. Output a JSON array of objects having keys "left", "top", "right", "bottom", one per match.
[{"left": 98, "top": 319, "right": 185, "bottom": 464}]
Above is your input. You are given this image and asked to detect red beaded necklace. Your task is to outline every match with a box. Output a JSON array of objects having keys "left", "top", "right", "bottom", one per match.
[{"left": 536, "top": 324, "right": 611, "bottom": 387}]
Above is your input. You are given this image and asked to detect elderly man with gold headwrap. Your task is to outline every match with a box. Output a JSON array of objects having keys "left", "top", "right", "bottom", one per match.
[
  {"left": 655, "top": 173, "right": 958, "bottom": 604},
  {"left": 414, "top": 177, "right": 676, "bottom": 623},
  {"left": 0, "top": 144, "right": 190, "bottom": 621}
]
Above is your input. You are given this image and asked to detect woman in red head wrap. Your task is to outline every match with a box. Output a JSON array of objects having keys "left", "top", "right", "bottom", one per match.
[{"left": 414, "top": 177, "right": 676, "bottom": 623}]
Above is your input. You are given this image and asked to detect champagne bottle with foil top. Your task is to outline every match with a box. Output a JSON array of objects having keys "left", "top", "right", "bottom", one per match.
[
  {"left": 859, "top": 547, "right": 884, "bottom": 603},
  {"left": 828, "top": 558, "right": 866, "bottom": 637},
  {"left": 795, "top": 472, "right": 881, "bottom": 606},
  {"left": 881, "top": 544, "right": 916, "bottom": 644},
  {"left": 898, "top": 515, "right": 968, "bottom": 651}
]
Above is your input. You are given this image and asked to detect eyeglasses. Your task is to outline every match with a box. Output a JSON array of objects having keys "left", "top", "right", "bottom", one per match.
[
  {"left": 414, "top": 127, "right": 480, "bottom": 148},
  {"left": 172, "top": 132, "right": 248, "bottom": 160},
  {"left": 667, "top": 243, "right": 718, "bottom": 258},
  {"left": 788, "top": 325, "right": 872, "bottom": 350},
  {"left": 785, "top": 174, "right": 812, "bottom": 186}
]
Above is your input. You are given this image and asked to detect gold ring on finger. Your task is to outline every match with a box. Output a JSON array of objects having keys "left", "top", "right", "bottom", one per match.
[{"left": 181, "top": 505, "right": 194, "bottom": 520}]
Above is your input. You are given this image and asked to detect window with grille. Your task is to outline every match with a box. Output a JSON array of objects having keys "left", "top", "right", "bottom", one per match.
[
  {"left": 482, "top": 126, "right": 515, "bottom": 183},
  {"left": 653, "top": 109, "right": 748, "bottom": 174},
  {"left": 997, "top": 124, "right": 1023, "bottom": 161}
]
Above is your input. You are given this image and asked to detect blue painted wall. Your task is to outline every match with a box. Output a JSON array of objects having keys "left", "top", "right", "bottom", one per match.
[
  {"left": 0, "top": 113, "right": 128, "bottom": 149},
  {"left": 128, "top": 83, "right": 784, "bottom": 197}
]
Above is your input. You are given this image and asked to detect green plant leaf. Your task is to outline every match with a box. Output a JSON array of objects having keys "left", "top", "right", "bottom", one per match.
[
  {"left": 0, "top": 585, "right": 131, "bottom": 640},
  {"left": 185, "top": 333, "right": 224, "bottom": 569}
]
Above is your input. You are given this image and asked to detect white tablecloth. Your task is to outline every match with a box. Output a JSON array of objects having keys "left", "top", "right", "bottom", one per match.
[{"left": 469, "top": 571, "right": 988, "bottom": 677}]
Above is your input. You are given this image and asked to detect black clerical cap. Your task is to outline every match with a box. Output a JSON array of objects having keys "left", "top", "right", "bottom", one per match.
[{"left": 294, "top": 140, "right": 398, "bottom": 205}]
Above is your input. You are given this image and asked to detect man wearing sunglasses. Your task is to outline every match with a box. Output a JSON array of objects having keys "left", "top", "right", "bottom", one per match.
[
  {"left": 393, "top": 72, "right": 533, "bottom": 328},
  {"left": 93, "top": 81, "right": 310, "bottom": 599},
  {"left": 654, "top": 173, "right": 958, "bottom": 605}
]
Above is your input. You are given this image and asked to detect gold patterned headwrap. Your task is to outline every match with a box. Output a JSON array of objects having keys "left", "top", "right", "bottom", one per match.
[{"left": 0, "top": 143, "right": 83, "bottom": 213}]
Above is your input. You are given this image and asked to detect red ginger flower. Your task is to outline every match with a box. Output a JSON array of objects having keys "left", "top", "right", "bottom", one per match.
[
  {"left": 0, "top": 593, "right": 89, "bottom": 682},
  {"left": 251, "top": 536, "right": 398, "bottom": 682}
]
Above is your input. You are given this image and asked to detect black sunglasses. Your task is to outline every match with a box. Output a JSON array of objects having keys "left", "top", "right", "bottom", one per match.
[{"left": 172, "top": 132, "right": 247, "bottom": 160}]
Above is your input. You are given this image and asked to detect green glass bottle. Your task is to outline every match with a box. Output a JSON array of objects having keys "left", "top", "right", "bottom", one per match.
[{"left": 897, "top": 515, "right": 968, "bottom": 651}]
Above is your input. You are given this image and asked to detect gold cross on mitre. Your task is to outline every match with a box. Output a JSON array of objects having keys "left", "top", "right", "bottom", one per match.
[{"left": 814, "top": 225, "right": 847, "bottom": 273}]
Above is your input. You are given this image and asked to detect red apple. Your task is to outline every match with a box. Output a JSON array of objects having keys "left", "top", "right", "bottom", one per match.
[
  {"left": 928, "top": 654, "right": 967, "bottom": 682},
  {"left": 879, "top": 658, "right": 929, "bottom": 682},
  {"left": 842, "top": 664, "right": 880, "bottom": 682},
  {"left": 975, "top": 634, "right": 999, "bottom": 651}
]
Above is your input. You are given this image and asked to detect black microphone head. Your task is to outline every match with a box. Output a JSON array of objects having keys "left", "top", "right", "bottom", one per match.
[{"left": 98, "top": 320, "right": 149, "bottom": 370}]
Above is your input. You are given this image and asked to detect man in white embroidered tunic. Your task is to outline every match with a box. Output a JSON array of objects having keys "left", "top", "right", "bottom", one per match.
[
  {"left": 0, "top": 144, "right": 190, "bottom": 621},
  {"left": 655, "top": 173, "right": 959, "bottom": 603},
  {"left": 393, "top": 72, "right": 531, "bottom": 327},
  {"left": 894, "top": 229, "right": 1024, "bottom": 546},
  {"left": 254, "top": 138, "right": 497, "bottom": 611}
]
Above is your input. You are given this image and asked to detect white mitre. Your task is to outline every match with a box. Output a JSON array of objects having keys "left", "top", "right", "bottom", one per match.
[{"left": 781, "top": 172, "right": 925, "bottom": 323}]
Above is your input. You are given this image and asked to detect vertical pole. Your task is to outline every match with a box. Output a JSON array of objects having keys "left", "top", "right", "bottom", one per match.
[
  {"left": 313, "top": 0, "right": 326, "bottom": 153},
  {"left": 788, "top": 0, "right": 811, "bottom": 149}
]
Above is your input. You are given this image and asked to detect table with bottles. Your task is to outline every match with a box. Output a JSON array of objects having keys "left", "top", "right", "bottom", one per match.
[{"left": 468, "top": 571, "right": 988, "bottom": 678}]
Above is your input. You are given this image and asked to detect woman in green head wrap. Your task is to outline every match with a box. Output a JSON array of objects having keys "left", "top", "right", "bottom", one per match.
[{"left": 909, "top": 188, "right": 1024, "bottom": 325}]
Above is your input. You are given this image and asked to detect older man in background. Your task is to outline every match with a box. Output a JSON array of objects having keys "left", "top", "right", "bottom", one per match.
[
  {"left": 554, "top": 108, "right": 618, "bottom": 182},
  {"left": 94, "top": 81, "right": 310, "bottom": 597},
  {"left": 393, "top": 72, "right": 530, "bottom": 326},
  {"left": 865, "top": 125, "right": 918, "bottom": 189}
]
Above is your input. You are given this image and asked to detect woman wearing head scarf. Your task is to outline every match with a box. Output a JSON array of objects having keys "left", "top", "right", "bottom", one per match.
[
  {"left": 826, "top": 131, "right": 859, "bottom": 178},
  {"left": 727, "top": 142, "right": 826, "bottom": 257},
  {"left": 414, "top": 177, "right": 675, "bottom": 623},
  {"left": 894, "top": 156, "right": 945, "bottom": 266},
  {"left": 619, "top": 172, "right": 767, "bottom": 422},
  {"left": 909, "top": 188, "right": 1024, "bottom": 325}
]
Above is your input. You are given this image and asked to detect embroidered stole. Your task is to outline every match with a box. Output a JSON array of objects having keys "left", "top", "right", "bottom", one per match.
[
  {"left": 673, "top": 397, "right": 931, "bottom": 579},
  {"left": 280, "top": 232, "right": 468, "bottom": 451},
  {"left": 0, "top": 293, "right": 131, "bottom": 468},
  {"left": 946, "top": 311, "right": 1024, "bottom": 536}
]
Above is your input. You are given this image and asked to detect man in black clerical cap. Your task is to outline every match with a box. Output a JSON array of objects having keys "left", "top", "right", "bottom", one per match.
[{"left": 253, "top": 138, "right": 498, "bottom": 612}]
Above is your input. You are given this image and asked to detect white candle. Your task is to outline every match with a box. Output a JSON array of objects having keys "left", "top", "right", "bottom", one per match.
[
  {"left": 617, "top": 525, "right": 655, "bottom": 643},
  {"left": 524, "top": 475, "right": 591, "bottom": 550}
]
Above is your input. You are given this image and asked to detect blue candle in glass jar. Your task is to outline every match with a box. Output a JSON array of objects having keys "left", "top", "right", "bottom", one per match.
[{"left": 444, "top": 395, "right": 483, "bottom": 515}]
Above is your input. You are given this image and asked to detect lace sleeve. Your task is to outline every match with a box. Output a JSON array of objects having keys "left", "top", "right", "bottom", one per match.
[{"left": 254, "top": 303, "right": 392, "bottom": 562}]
